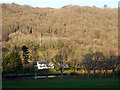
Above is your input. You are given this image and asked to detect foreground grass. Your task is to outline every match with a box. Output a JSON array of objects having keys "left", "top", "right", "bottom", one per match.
[{"left": 3, "top": 77, "right": 119, "bottom": 88}]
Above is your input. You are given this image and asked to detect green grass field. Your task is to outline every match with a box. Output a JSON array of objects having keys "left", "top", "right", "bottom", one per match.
[{"left": 2, "top": 77, "right": 119, "bottom": 88}]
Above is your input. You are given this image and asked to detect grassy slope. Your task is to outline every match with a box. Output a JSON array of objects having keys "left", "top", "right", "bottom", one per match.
[{"left": 3, "top": 78, "right": 118, "bottom": 88}]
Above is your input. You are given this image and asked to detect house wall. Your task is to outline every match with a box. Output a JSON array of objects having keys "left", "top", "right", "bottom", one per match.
[{"left": 37, "top": 62, "right": 54, "bottom": 69}]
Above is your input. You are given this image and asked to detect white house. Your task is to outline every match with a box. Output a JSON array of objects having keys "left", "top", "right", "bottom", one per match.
[
  {"left": 36, "top": 61, "right": 54, "bottom": 70},
  {"left": 58, "top": 63, "right": 69, "bottom": 69}
]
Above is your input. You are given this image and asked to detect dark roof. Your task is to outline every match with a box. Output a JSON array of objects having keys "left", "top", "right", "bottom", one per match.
[{"left": 38, "top": 61, "right": 49, "bottom": 64}]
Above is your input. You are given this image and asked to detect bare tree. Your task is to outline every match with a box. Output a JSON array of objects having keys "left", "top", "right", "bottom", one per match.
[
  {"left": 92, "top": 52, "right": 104, "bottom": 77},
  {"left": 81, "top": 53, "right": 93, "bottom": 78},
  {"left": 43, "top": 52, "right": 50, "bottom": 78},
  {"left": 58, "top": 49, "right": 64, "bottom": 79},
  {"left": 72, "top": 46, "right": 77, "bottom": 74},
  {"left": 97, "top": 53, "right": 105, "bottom": 78},
  {"left": 108, "top": 51, "right": 118, "bottom": 78},
  {"left": 104, "top": 4, "right": 108, "bottom": 9}
]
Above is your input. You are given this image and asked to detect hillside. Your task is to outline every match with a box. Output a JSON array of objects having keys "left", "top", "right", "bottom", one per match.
[{"left": 2, "top": 3, "right": 118, "bottom": 63}]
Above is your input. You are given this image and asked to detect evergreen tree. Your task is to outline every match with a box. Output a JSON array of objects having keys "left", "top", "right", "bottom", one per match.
[
  {"left": 3, "top": 49, "right": 22, "bottom": 71},
  {"left": 21, "top": 46, "right": 29, "bottom": 67}
]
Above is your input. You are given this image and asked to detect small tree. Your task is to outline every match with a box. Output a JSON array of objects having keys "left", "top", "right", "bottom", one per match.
[
  {"left": 33, "top": 46, "right": 38, "bottom": 64},
  {"left": 72, "top": 46, "right": 77, "bottom": 73},
  {"left": 103, "top": 57, "right": 110, "bottom": 77},
  {"left": 3, "top": 49, "right": 22, "bottom": 71},
  {"left": 21, "top": 46, "right": 29, "bottom": 68},
  {"left": 93, "top": 5, "right": 96, "bottom": 7},
  {"left": 108, "top": 51, "right": 118, "bottom": 78},
  {"left": 81, "top": 53, "right": 93, "bottom": 78},
  {"left": 97, "top": 60, "right": 103, "bottom": 78},
  {"left": 92, "top": 52, "right": 104, "bottom": 77},
  {"left": 59, "top": 54, "right": 64, "bottom": 79},
  {"left": 108, "top": 56, "right": 118, "bottom": 78},
  {"left": 52, "top": 53, "right": 64, "bottom": 79},
  {"left": 43, "top": 52, "right": 50, "bottom": 78},
  {"left": 104, "top": 4, "right": 108, "bottom": 9},
  {"left": 97, "top": 54, "right": 105, "bottom": 78}
]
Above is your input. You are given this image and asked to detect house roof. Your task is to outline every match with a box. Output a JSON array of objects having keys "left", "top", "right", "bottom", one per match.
[{"left": 37, "top": 61, "right": 49, "bottom": 64}]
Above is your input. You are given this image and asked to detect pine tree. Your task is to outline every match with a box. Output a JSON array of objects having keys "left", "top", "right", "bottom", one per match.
[
  {"left": 3, "top": 49, "right": 22, "bottom": 71},
  {"left": 21, "top": 46, "right": 29, "bottom": 67}
]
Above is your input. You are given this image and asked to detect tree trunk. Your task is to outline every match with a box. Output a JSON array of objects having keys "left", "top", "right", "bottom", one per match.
[
  {"left": 74, "top": 66, "right": 77, "bottom": 79},
  {"left": 105, "top": 68, "right": 107, "bottom": 77},
  {"left": 112, "top": 68, "right": 115, "bottom": 78},
  {"left": 100, "top": 69, "right": 102, "bottom": 79},
  {"left": 47, "top": 69, "right": 49, "bottom": 79},
  {"left": 74, "top": 66, "right": 75, "bottom": 73},
  {"left": 61, "top": 68, "right": 63, "bottom": 79},
  {"left": 88, "top": 69, "right": 90, "bottom": 78},
  {"left": 93, "top": 68, "right": 96, "bottom": 77},
  {"left": 35, "top": 73, "right": 37, "bottom": 79}
]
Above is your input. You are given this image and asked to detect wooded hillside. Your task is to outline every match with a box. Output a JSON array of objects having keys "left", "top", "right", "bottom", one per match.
[{"left": 1, "top": 3, "right": 118, "bottom": 71}]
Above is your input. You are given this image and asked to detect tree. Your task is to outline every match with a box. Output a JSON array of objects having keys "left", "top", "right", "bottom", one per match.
[
  {"left": 53, "top": 54, "right": 64, "bottom": 79},
  {"left": 21, "top": 46, "right": 29, "bottom": 68},
  {"left": 52, "top": 54, "right": 62, "bottom": 69},
  {"left": 96, "top": 53, "right": 105, "bottom": 78},
  {"left": 93, "top": 5, "right": 96, "bottom": 7},
  {"left": 81, "top": 52, "right": 105, "bottom": 78},
  {"left": 81, "top": 53, "right": 93, "bottom": 78},
  {"left": 97, "top": 60, "right": 103, "bottom": 78},
  {"left": 33, "top": 46, "right": 38, "bottom": 64},
  {"left": 104, "top": 4, "right": 108, "bottom": 9},
  {"left": 59, "top": 43, "right": 69, "bottom": 79},
  {"left": 52, "top": 48, "right": 66, "bottom": 79},
  {"left": 102, "top": 57, "right": 110, "bottom": 77},
  {"left": 3, "top": 49, "right": 22, "bottom": 71},
  {"left": 108, "top": 51, "right": 118, "bottom": 78},
  {"left": 72, "top": 46, "right": 77, "bottom": 73},
  {"left": 42, "top": 51, "right": 52, "bottom": 78},
  {"left": 92, "top": 52, "right": 105, "bottom": 77},
  {"left": 58, "top": 54, "right": 64, "bottom": 79}
]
